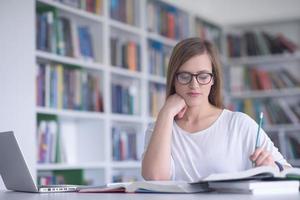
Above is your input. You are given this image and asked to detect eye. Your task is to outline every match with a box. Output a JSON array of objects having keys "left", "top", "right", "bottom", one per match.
[
  {"left": 178, "top": 72, "right": 191, "bottom": 81},
  {"left": 197, "top": 73, "right": 210, "bottom": 80}
]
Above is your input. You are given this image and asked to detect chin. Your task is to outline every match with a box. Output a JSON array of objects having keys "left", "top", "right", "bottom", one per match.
[{"left": 184, "top": 97, "right": 204, "bottom": 107}]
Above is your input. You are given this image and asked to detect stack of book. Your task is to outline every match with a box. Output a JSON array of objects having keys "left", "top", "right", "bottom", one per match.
[
  {"left": 110, "top": 0, "right": 137, "bottom": 26},
  {"left": 227, "top": 31, "right": 299, "bottom": 57},
  {"left": 54, "top": 0, "right": 103, "bottom": 15}
]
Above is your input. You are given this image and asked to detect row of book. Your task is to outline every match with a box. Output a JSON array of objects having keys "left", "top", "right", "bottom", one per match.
[
  {"left": 148, "top": 40, "right": 172, "bottom": 77},
  {"left": 110, "top": 0, "right": 137, "bottom": 26},
  {"left": 37, "top": 169, "right": 85, "bottom": 185},
  {"left": 112, "top": 127, "right": 139, "bottom": 161},
  {"left": 36, "top": 5, "right": 95, "bottom": 61},
  {"left": 286, "top": 134, "right": 300, "bottom": 159},
  {"left": 53, "top": 0, "right": 103, "bottom": 15},
  {"left": 36, "top": 62, "right": 104, "bottom": 112},
  {"left": 37, "top": 115, "right": 74, "bottom": 164},
  {"left": 229, "top": 98, "right": 296, "bottom": 125},
  {"left": 149, "top": 83, "right": 166, "bottom": 118},
  {"left": 37, "top": 118, "right": 59, "bottom": 163},
  {"left": 227, "top": 31, "right": 299, "bottom": 57},
  {"left": 195, "top": 17, "right": 222, "bottom": 53},
  {"left": 230, "top": 67, "right": 300, "bottom": 92},
  {"left": 147, "top": 0, "right": 189, "bottom": 40},
  {"left": 289, "top": 100, "right": 300, "bottom": 123},
  {"left": 110, "top": 37, "right": 141, "bottom": 71},
  {"left": 111, "top": 82, "right": 139, "bottom": 115}
]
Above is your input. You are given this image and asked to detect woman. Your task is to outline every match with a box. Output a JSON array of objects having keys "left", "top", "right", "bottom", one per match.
[{"left": 141, "top": 37, "right": 290, "bottom": 182}]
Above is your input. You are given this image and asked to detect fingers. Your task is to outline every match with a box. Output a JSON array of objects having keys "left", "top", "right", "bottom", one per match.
[
  {"left": 250, "top": 148, "right": 275, "bottom": 167},
  {"left": 250, "top": 147, "right": 263, "bottom": 161},
  {"left": 176, "top": 106, "right": 187, "bottom": 119},
  {"left": 255, "top": 151, "right": 271, "bottom": 166}
]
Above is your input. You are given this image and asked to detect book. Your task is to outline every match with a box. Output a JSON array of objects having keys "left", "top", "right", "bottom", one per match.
[
  {"left": 209, "top": 180, "right": 300, "bottom": 194},
  {"left": 193, "top": 166, "right": 300, "bottom": 183},
  {"left": 78, "top": 181, "right": 209, "bottom": 193}
]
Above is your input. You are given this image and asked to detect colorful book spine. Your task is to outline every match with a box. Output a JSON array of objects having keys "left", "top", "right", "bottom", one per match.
[
  {"left": 110, "top": 0, "right": 137, "bottom": 26},
  {"left": 146, "top": 0, "right": 189, "bottom": 40},
  {"left": 110, "top": 37, "right": 141, "bottom": 71},
  {"left": 148, "top": 39, "right": 172, "bottom": 77},
  {"left": 112, "top": 127, "right": 138, "bottom": 161},
  {"left": 36, "top": 62, "right": 104, "bottom": 112},
  {"left": 36, "top": 5, "right": 95, "bottom": 61},
  {"left": 149, "top": 83, "right": 166, "bottom": 118}
]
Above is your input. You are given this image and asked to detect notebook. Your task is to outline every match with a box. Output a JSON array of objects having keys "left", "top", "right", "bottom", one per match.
[
  {"left": 192, "top": 166, "right": 300, "bottom": 183},
  {"left": 209, "top": 180, "right": 300, "bottom": 194},
  {"left": 0, "top": 131, "right": 79, "bottom": 193},
  {"left": 78, "top": 181, "right": 210, "bottom": 193}
]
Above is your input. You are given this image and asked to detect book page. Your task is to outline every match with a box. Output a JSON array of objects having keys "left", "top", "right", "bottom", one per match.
[{"left": 194, "top": 166, "right": 279, "bottom": 182}]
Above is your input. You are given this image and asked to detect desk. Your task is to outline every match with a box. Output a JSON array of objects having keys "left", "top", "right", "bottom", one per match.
[{"left": 1, "top": 190, "right": 300, "bottom": 200}]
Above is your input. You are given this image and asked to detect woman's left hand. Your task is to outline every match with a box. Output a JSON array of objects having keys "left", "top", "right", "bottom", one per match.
[{"left": 250, "top": 147, "right": 276, "bottom": 167}]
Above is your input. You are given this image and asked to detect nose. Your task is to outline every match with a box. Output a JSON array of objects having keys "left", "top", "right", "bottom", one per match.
[{"left": 188, "top": 76, "right": 199, "bottom": 88}]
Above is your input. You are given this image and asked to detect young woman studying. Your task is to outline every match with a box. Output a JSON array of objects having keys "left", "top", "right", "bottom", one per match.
[{"left": 141, "top": 38, "right": 290, "bottom": 182}]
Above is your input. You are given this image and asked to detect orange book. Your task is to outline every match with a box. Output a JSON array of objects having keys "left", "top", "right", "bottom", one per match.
[
  {"left": 167, "top": 13, "right": 175, "bottom": 39},
  {"left": 127, "top": 42, "right": 137, "bottom": 71}
]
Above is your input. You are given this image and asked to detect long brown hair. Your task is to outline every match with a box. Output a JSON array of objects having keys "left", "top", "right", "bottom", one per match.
[{"left": 166, "top": 37, "right": 223, "bottom": 108}]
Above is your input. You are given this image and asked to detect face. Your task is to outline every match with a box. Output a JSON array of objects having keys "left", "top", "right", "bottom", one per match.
[{"left": 174, "top": 54, "right": 214, "bottom": 107}]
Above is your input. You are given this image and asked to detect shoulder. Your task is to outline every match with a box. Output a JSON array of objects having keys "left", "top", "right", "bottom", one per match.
[{"left": 222, "top": 109, "right": 257, "bottom": 129}]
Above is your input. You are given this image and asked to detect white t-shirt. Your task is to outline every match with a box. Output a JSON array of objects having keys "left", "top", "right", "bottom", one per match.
[{"left": 143, "top": 109, "right": 290, "bottom": 182}]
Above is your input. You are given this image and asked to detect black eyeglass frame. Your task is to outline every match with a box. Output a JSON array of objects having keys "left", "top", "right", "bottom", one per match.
[{"left": 175, "top": 72, "right": 214, "bottom": 85}]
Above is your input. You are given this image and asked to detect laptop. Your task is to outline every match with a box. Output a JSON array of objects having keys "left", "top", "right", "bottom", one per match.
[{"left": 0, "top": 131, "right": 79, "bottom": 193}]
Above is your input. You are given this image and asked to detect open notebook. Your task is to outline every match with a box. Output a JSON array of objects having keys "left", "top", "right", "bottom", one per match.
[
  {"left": 192, "top": 166, "right": 300, "bottom": 183},
  {"left": 78, "top": 181, "right": 210, "bottom": 193},
  {"left": 78, "top": 166, "right": 300, "bottom": 193}
]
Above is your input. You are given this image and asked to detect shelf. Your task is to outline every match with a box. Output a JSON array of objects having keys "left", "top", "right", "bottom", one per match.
[
  {"left": 230, "top": 88, "right": 300, "bottom": 99},
  {"left": 147, "top": 32, "right": 178, "bottom": 47},
  {"left": 110, "top": 114, "right": 144, "bottom": 123},
  {"left": 109, "top": 19, "right": 142, "bottom": 35},
  {"left": 110, "top": 66, "right": 142, "bottom": 79},
  {"left": 148, "top": 75, "right": 166, "bottom": 85},
  {"left": 37, "top": 162, "right": 107, "bottom": 170},
  {"left": 228, "top": 53, "right": 300, "bottom": 65},
  {"left": 36, "top": 51, "right": 106, "bottom": 71},
  {"left": 111, "top": 161, "right": 141, "bottom": 168},
  {"left": 37, "top": 0, "right": 104, "bottom": 23},
  {"left": 288, "top": 159, "right": 300, "bottom": 166},
  {"left": 264, "top": 124, "right": 300, "bottom": 132},
  {"left": 36, "top": 107, "right": 106, "bottom": 120}
]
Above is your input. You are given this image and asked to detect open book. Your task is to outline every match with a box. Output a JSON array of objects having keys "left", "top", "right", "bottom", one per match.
[
  {"left": 192, "top": 166, "right": 300, "bottom": 183},
  {"left": 78, "top": 181, "right": 209, "bottom": 193}
]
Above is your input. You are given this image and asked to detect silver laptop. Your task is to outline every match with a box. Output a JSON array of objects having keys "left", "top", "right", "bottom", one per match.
[{"left": 0, "top": 131, "right": 79, "bottom": 193}]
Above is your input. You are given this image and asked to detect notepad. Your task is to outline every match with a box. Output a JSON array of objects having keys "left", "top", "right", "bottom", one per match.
[
  {"left": 78, "top": 181, "right": 210, "bottom": 193},
  {"left": 192, "top": 166, "right": 300, "bottom": 183}
]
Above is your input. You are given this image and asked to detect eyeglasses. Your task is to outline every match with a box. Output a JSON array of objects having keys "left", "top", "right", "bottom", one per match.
[{"left": 175, "top": 72, "right": 213, "bottom": 85}]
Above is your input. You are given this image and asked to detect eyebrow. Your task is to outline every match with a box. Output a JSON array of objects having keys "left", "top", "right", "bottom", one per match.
[{"left": 177, "top": 70, "right": 212, "bottom": 74}]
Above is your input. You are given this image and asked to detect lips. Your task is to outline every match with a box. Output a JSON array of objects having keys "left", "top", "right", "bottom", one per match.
[{"left": 186, "top": 92, "right": 202, "bottom": 97}]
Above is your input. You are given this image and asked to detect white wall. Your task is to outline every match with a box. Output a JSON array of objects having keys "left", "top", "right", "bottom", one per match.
[{"left": 0, "top": 0, "right": 36, "bottom": 190}]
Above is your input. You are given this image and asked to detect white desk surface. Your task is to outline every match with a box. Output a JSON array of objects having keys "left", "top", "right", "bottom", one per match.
[{"left": 1, "top": 190, "right": 300, "bottom": 200}]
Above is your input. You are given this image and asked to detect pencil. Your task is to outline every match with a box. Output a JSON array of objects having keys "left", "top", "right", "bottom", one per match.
[
  {"left": 253, "top": 112, "right": 263, "bottom": 167},
  {"left": 255, "top": 112, "right": 264, "bottom": 149}
]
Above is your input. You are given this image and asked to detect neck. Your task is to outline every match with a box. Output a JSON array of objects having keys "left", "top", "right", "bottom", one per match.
[{"left": 183, "top": 101, "right": 216, "bottom": 122}]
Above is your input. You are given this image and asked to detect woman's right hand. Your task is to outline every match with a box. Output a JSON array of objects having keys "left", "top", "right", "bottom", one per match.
[{"left": 161, "top": 94, "right": 187, "bottom": 119}]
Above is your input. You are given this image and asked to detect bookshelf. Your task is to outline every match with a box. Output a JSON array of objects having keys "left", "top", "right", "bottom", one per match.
[
  {"left": 224, "top": 20, "right": 300, "bottom": 166},
  {"left": 0, "top": 0, "right": 225, "bottom": 187},
  {"left": 32, "top": 0, "right": 216, "bottom": 185}
]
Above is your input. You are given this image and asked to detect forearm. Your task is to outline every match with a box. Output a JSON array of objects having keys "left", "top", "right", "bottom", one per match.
[{"left": 142, "top": 110, "right": 174, "bottom": 180}]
